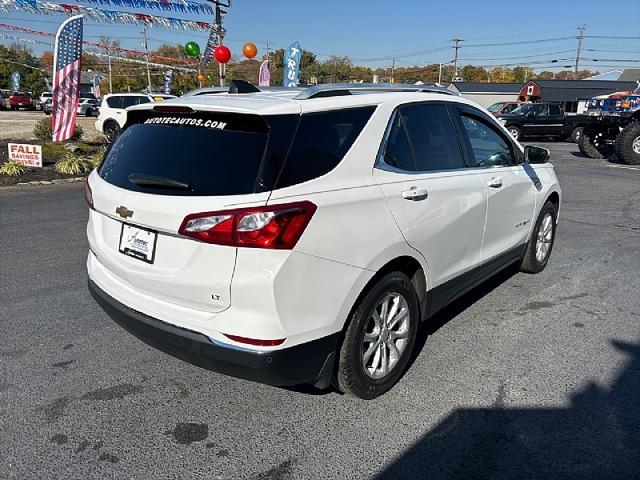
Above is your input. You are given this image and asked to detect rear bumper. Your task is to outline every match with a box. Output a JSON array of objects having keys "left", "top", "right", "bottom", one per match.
[{"left": 88, "top": 279, "right": 340, "bottom": 388}]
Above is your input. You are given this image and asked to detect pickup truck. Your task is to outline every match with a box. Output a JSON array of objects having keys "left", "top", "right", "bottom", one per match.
[
  {"left": 497, "top": 102, "right": 592, "bottom": 143},
  {"left": 9, "top": 92, "right": 34, "bottom": 111}
]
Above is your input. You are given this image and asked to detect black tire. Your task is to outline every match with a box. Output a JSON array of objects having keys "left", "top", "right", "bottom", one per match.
[
  {"left": 104, "top": 121, "right": 120, "bottom": 143},
  {"left": 570, "top": 126, "right": 583, "bottom": 144},
  {"left": 578, "top": 124, "right": 613, "bottom": 159},
  {"left": 335, "top": 271, "right": 420, "bottom": 399},
  {"left": 614, "top": 122, "right": 640, "bottom": 165},
  {"left": 520, "top": 201, "right": 557, "bottom": 274},
  {"left": 506, "top": 125, "right": 521, "bottom": 141},
  {"left": 85, "top": 108, "right": 93, "bottom": 117}
]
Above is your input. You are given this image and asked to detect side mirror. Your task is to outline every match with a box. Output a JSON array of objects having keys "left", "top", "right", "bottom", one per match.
[{"left": 524, "top": 145, "right": 550, "bottom": 164}]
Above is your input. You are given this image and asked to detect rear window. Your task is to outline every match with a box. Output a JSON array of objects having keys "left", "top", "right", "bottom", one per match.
[
  {"left": 99, "top": 112, "right": 270, "bottom": 196},
  {"left": 98, "top": 106, "right": 375, "bottom": 196}
]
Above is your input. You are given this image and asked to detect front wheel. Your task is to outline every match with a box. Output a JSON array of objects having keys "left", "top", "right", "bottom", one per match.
[
  {"left": 507, "top": 125, "right": 521, "bottom": 141},
  {"left": 335, "top": 272, "right": 419, "bottom": 399},
  {"left": 614, "top": 122, "right": 640, "bottom": 165},
  {"left": 578, "top": 124, "right": 613, "bottom": 159},
  {"left": 570, "top": 126, "right": 583, "bottom": 144},
  {"left": 520, "top": 201, "right": 557, "bottom": 274}
]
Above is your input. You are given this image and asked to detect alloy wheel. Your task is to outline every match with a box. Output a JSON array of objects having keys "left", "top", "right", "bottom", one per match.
[
  {"left": 536, "top": 213, "right": 554, "bottom": 263},
  {"left": 361, "top": 293, "right": 411, "bottom": 379}
]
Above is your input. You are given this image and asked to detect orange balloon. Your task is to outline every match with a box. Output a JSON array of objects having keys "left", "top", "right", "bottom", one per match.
[
  {"left": 242, "top": 42, "right": 257, "bottom": 59},
  {"left": 197, "top": 74, "right": 205, "bottom": 81}
]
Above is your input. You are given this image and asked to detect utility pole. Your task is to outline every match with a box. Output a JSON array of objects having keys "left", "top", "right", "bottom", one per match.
[
  {"left": 391, "top": 58, "right": 395, "bottom": 84},
  {"left": 451, "top": 38, "right": 463, "bottom": 81},
  {"left": 141, "top": 27, "right": 151, "bottom": 92},
  {"left": 575, "top": 24, "right": 587, "bottom": 78},
  {"left": 205, "top": 0, "right": 231, "bottom": 86},
  {"left": 438, "top": 62, "right": 442, "bottom": 85}
]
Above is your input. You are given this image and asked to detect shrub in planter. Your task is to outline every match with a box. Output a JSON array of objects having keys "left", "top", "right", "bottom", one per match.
[
  {"left": 0, "top": 160, "right": 28, "bottom": 176},
  {"left": 54, "top": 153, "right": 94, "bottom": 175},
  {"left": 34, "top": 117, "right": 84, "bottom": 142},
  {"left": 42, "top": 142, "right": 69, "bottom": 161}
]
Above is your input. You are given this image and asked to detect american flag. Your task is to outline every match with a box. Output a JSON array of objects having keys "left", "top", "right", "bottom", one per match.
[
  {"left": 91, "top": 74, "right": 101, "bottom": 99},
  {"left": 51, "top": 15, "right": 83, "bottom": 142},
  {"left": 258, "top": 60, "right": 270, "bottom": 87}
]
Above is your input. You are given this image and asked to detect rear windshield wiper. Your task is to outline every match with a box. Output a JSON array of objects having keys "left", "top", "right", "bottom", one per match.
[{"left": 128, "top": 173, "right": 191, "bottom": 191}]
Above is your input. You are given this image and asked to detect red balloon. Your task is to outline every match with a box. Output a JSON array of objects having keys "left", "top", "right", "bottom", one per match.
[{"left": 214, "top": 45, "right": 231, "bottom": 64}]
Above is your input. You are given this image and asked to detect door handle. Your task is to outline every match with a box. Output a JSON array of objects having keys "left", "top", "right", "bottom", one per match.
[
  {"left": 401, "top": 187, "right": 429, "bottom": 201},
  {"left": 487, "top": 177, "right": 503, "bottom": 188}
]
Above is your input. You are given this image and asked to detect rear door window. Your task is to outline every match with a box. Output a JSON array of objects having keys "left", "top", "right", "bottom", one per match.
[
  {"left": 380, "top": 103, "right": 464, "bottom": 172},
  {"left": 99, "top": 112, "right": 271, "bottom": 196},
  {"left": 275, "top": 107, "right": 375, "bottom": 188},
  {"left": 400, "top": 104, "right": 464, "bottom": 171}
]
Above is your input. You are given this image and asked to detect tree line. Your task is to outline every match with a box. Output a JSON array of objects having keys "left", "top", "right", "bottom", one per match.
[{"left": 1, "top": 42, "right": 601, "bottom": 97}]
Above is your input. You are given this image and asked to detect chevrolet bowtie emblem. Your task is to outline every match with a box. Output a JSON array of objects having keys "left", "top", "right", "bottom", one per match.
[{"left": 115, "top": 206, "right": 133, "bottom": 219}]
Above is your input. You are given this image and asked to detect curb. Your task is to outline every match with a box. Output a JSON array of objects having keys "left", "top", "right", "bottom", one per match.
[{"left": 5, "top": 176, "right": 87, "bottom": 188}]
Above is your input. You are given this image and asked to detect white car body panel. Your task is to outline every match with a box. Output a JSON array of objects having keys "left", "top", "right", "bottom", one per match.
[{"left": 87, "top": 88, "right": 562, "bottom": 359}]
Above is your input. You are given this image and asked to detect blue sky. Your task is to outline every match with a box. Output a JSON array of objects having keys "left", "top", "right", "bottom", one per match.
[{"left": 1, "top": 0, "right": 639, "bottom": 71}]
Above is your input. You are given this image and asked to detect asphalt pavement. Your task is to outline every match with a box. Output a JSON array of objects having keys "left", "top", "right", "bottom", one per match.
[{"left": 1, "top": 142, "right": 639, "bottom": 479}]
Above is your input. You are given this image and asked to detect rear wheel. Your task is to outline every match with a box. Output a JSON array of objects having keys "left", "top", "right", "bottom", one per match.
[
  {"left": 104, "top": 121, "right": 120, "bottom": 143},
  {"left": 578, "top": 124, "right": 613, "bottom": 159},
  {"left": 614, "top": 122, "right": 640, "bottom": 165},
  {"left": 507, "top": 125, "right": 521, "bottom": 141},
  {"left": 335, "top": 272, "right": 419, "bottom": 399},
  {"left": 520, "top": 201, "right": 557, "bottom": 274},
  {"left": 85, "top": 108, "right": 93, "bottom": 117}
]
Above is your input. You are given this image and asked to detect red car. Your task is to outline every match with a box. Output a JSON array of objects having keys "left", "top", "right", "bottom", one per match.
[{"left": 9, "top": 92, "right": 34, "bottom": 110}]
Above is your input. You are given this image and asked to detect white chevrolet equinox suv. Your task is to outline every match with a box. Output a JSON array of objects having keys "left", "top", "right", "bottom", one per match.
[{"left": 86, "top": 83, "right": 561, "bottom": 399}]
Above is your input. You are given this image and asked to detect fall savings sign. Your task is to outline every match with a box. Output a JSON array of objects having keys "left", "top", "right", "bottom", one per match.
[{"left": 8, "top": 143, "right": 42, "bottom": 168}]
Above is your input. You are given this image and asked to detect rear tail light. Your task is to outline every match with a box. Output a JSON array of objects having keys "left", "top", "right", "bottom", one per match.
[
  {"left": 178, "top": 201, "right": 316, "bottom": 249},
  {"left": 84, "top": 181, "right": 94, "bottom": 210}
]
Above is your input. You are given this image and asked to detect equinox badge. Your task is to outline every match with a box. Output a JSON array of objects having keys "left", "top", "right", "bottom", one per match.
[{"left": 115, "top": 206, "right": 134, "bottom": 219}]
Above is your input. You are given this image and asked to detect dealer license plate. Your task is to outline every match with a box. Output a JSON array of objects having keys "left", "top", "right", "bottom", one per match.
[{"left": 119, "top": 223, "right": 157, "bottom": 264}]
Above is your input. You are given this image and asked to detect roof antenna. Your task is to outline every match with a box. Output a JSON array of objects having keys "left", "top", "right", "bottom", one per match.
[{"left": 229, "top": 80, "right": 260, "bottom": 94}]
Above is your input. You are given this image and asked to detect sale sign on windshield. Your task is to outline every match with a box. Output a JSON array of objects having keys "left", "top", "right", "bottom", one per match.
[{"left": 9, "top": 143, "right": 42, "bottom": 168}]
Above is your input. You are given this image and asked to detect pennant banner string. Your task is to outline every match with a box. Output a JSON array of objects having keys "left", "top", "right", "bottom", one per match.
[
  {"left": 0, "top": 0, "right": 223, "bottom": 32},
  {"left": 0, "top": 22, "right": 200, "bottom": 65},
  {"left": 71, "top": 0, "right": 214, "bottom": 15}
]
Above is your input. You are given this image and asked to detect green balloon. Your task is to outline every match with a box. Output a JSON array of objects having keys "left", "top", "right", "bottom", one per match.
[
  {"left": 206, "top": 74, "right": 213, "bottom": 81},
  {"left": 184, "top": 42, "right": 200, "bottom": 58}
]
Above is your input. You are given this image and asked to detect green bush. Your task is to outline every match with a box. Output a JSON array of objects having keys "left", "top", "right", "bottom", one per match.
[
  {"left": 0, "top": 160, "right": 28, "bottom": 176},
  {"left": 42, "top": 142, "right": 95, "bottom": 161},
  {"left": 34, "top": 117, "right": 84, "bottom": 142},
  {"left": 42, "top": 142, "right": 69, "bottom": 161},
  {"left": 54, "top": 153, "right": 94, "bottom": 175}
]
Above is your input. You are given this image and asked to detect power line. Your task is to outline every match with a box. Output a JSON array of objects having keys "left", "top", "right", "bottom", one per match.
[{"left": 459, "top": 49, "right": 575, "bottom": 61}]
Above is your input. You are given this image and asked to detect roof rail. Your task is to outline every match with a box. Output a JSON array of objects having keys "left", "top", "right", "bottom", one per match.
[{"left": 294, "top": 83, "right": 456, "bottom": 100}]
